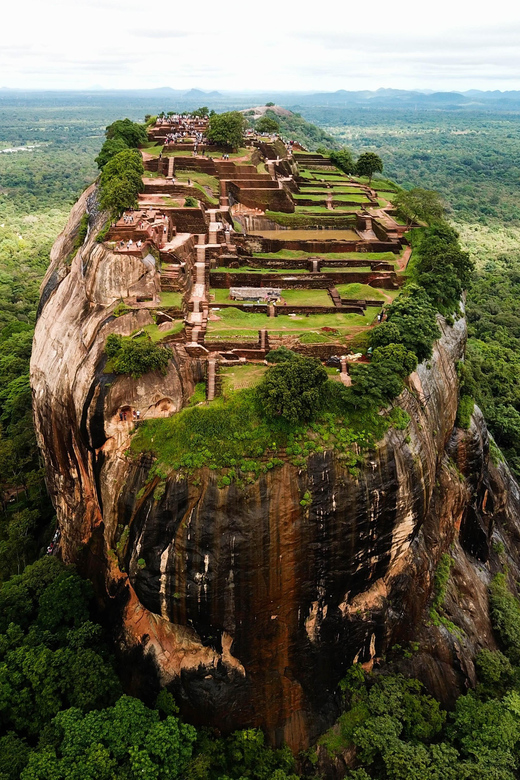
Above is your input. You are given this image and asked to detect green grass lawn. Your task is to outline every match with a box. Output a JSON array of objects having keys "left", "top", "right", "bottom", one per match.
[
  {"left": 210, "top": 288, "right": 234, "bottom": 304},
  {"left": 206, "top": 307, "right": 380, "bottom": 340},
  {"left": 335, "top": 283, "right": 400, "bottom": 302},
  {"left": 159, "top": 291, "right": 183, "bottom": 308},
  {"left": 137, "top": 321, "right": 184, "bottom": 342},
  {"left": 278, "top": 288, "right": 332, "bottom": 306},
  {"left": 220, "top": 363, "right": 268, "bottom": 393},
  {"left": 333, "top": 194, "right": 371, "bottom": 203},
  {"left": 334, "top": 283, "right": 387, "bottom": 300},
  {"left": 211, "top": 267, "right": 309, "bottom": 274},
  {"left": 253, "top": 249, "right": 398, "bottom": 262},
  {"left": 174, "top": 170, "right": 219, "bottom": 196},
  {"left": 295, "top": 205, "right": 356, "bottom": 214},
  {"left": 142, "top": 144, "right": 163, "bottom": 156},
  {"left": 293, "top": 193, "right": 327, "bottom": 202},
  {"left": 320, "top": 266, "right": 372, "bottom": 273}
]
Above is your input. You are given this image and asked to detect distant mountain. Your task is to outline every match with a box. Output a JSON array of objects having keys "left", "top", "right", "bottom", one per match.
[{"left": 183, "top": 89, "right": 222, "bottom": 99}]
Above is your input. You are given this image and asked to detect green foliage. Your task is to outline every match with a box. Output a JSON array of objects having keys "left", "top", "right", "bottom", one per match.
[
  {"left": 98, "top": 149, "right": 144, "bottom": 218},
  {"left": 371, "top": 284, "right": 441, "bottom": 363},
  {"left": 413, "top": 223, "right": 473, "bottom": 315},
  {"left": 346, "top": 343, "right": 418, "bottom": 410},
  {"left": 104, "top": 334, "right": 171, "bottom": 379},
  {"left": 21, "top": 696, "right": 197, "bottom": 780},
  {"left": 456, "top": 395, "right": 474, "bottom": 429},
  {"left": 431, "top": 553, "right": 452, "bottom": 613},
  {"left": 265, "top": 347, "right": 297, "bottom": 363},
  {"left": 393, "top": 188, "right": 445, "bottom": 225},
  {"left": 329, "top": 149, "right": 355, "bottom": 175},
  {"left": 190, "top": 107, "right": 209, "bottom": 118},
  {"left": 0, "top": 558, "right": 121, "bottom": 744},
  {"left": 183, "top": 196, "right": 198, "bottom": 207},
  {"left": 489, "top": 573, "right": 520, "bottom": 664},
  {"left": 131, "top": 382, "right": 392, "bottom": 485},
  {"left": 475, "top": 649, "right": 515, "bottom": 699},
  {"left": 206, "top": 112, "right": 248, "bottom": 150},
  {"left": 257, "top": 356, "right": 328, "bottom": 423},
  {"left": 105, "top": 118, "right": 148, "bottom": 148},
  {"left": 356, "top": 152, "right": 383, "bottom": 182},
  {"left": 256, "top": 116, "right": 280, "bottom": 134},
  {"left": 94, "top": 137, "right": 129, "bottom": 170}
]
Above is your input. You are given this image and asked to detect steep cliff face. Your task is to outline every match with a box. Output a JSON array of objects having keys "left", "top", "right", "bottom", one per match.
[{"left": 31, "top": 194, "right": 520, "bottom": 751}]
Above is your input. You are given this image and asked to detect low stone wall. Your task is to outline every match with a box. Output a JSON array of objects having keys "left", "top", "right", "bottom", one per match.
[
  {"left": 166, "top": 208, "right": 207, "bottom": 235},
  {"left": 228, "top": 184, "right": 295, "bottom": 214},
  {"left": 247, "top": 237, "right": 400, "bottom": 254}
]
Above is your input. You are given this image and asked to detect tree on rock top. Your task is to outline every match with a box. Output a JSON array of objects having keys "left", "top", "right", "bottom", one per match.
[
  {"left": 207, "top": 112, "right": 248, "bottom": 150},
  {"left": 98, "top": 149, "right": 144, "bottom": 218},
  {"left": 393, "top": 188, "right": 445, "bottom": 226},
  {"left": 256, "top": 116, "right": 280, "bottom": 134},
  {"left": 105, "top": 118, "right": 148, "bottom": 148},
  {"left": 356, "top": 152, "right": 383, "bottom": 183},
  {"left": 257, "top": 356, "right": 328, "bottom": 423}
]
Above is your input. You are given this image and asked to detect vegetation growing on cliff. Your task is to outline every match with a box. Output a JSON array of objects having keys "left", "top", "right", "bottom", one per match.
[
  {"left": 98, "top": 148, "right": 145, "bottom": 217},
  {"left": 104, "top": 334, "right": 171, "bottom": 379}
]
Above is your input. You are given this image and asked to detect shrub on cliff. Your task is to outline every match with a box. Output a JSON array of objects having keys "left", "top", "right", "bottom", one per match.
[
  {"left": 347, "top": 344, "right": 417, "bottom": 409},
  {"left": 206, "top": 112, "right": 248, "bottom": 150},
  {"left": 414, "top": 223, "right": 473, "bottom": 315},
  {"left": 329, "top": 149, "right": 355, "bottom": 175},
  {"left": 96, "top": 119, "right": 148, "bottom": 171},
  {"left": 105, "top": 118, "right": 148, "bottom": 148},
  {"left": 265, "top": 347, "right": 297, "bottom": 363},
  {"left": 257, "top": 356, "right": 328, "bottom": 423},
  {"left": 371, "top": 285, "right": 440, "bottom": 363},
  {"left": 95, "top": 137, "right": 129, "bottom": 170},
  {"left": 98, "top": 149, "right": 144, "bottom": 218},
  {"left": 105, "top": 334, "right": 171, "bottom": 379}
]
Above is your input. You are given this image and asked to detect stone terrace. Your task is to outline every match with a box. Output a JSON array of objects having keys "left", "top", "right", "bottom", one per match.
[{"left": 101, "top": 120, "right": 413, "bottom": 398}]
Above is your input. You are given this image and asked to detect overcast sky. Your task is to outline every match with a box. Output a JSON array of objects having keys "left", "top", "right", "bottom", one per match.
[{"left": 3, "top": 0, "right": 520, "bottom": 92}]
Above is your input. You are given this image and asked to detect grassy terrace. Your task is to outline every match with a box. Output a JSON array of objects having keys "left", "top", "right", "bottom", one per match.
[
  {"left": 158, "top": 291, "right": 183, "bottom": 308},
  {"left": 211, "top": 266, "right": 310, "bottom": 275},
  {"left": 252, "top": 249, "right": 399, "bottom": 262},
  {"left": 334, "top": 283, "right": 398, "bottom": 301},
  {"left": 131, "top": 321, "right": 185, "bottom": 343},
  {"left": 210, "top": 288, "right": 332, "bottom": 306},
  {"left": 220, "top": 363, "right": 268, "bottom": 393},
  {"left": 174, "top": 170, "right": 219, "bottom": 197},
  {"left": 294, "top": 205, "right": 357, "bottom": 214},
  {"left": 130, "top": 381, "right": 396, "bottom": 485},
  {"left": 206, "top": 307, "right": 380, "bottom": 341}
]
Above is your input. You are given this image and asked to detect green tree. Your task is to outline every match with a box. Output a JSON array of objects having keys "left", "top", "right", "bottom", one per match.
[
  {"left": 191, "top": 107, "right": 209, "bottom": 118},
  {"left": 21, "top": 696, "right": 197, "bottom": 780},
  {"left": 330, "top": 149, "right": 355, "bottom": 175},
  {"left": 206, "top": 112, "right": 247, "bottom": 150},
  {"left": 105, "top": 119, "right": 147, "bottom": 148},
  {"left": 257, "top": 356, "right": 328, "bottom": 423},
  {"left": 98, "top": 149, "right": 144, "bottom": 218},
  {"left": 256, "top": 117, "right": 280, "bottom": 134},
  {"left": 356, "top": 152, "right": 383, "bottom": 183},
  {"left": 371, "top": 285, "right": 441, "bottom": 363},
  {"left": 95, "top": 138, "right": 129, "bottom": 170},
  {"left": 393, "top": 188, "right": 445, "bottom": 225}
]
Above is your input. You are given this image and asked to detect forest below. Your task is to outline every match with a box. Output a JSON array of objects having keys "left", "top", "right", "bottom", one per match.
[{"left": 2, "top": 100, "right": 520, "bottom": 778}]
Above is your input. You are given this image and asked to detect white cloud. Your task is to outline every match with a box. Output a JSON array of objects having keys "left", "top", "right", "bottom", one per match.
[{"left": 3, "top": 0, "right": 520, "bottom": 90}]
